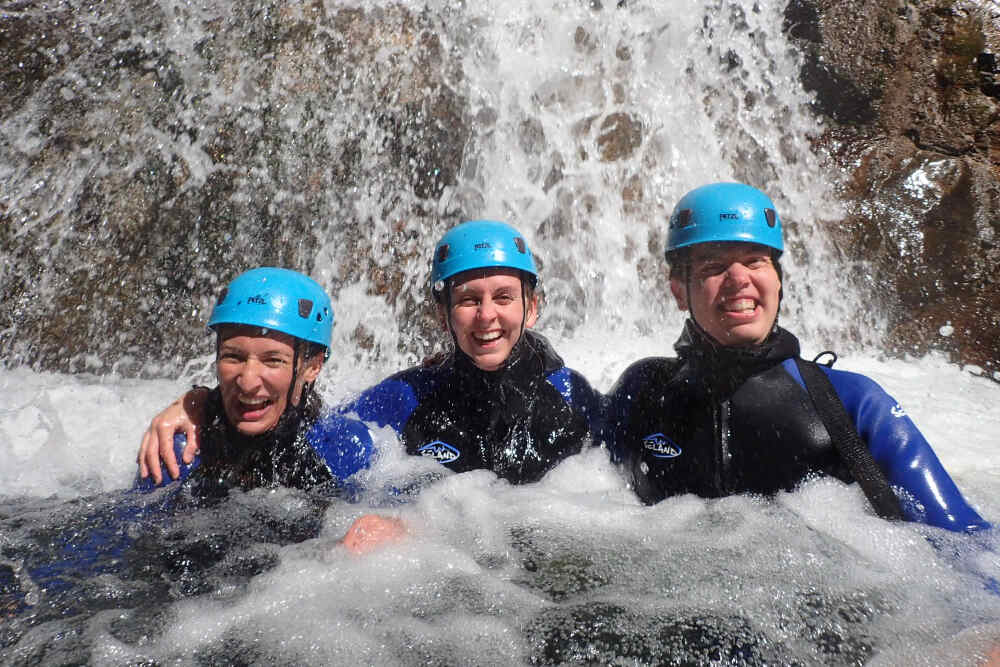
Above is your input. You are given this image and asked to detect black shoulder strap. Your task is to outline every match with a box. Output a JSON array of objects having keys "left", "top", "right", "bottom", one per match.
[{"left": 794, "top": 358, "right": 905, "bottom": 521}]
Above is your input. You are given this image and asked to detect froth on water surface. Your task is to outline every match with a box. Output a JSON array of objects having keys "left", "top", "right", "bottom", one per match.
[{"left": 3, "top": 443, "right": 999, "bottom": 665}]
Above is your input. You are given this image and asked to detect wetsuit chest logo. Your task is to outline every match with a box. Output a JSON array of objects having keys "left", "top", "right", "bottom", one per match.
[
  {"left": 642, "top": 433, "right": 682, "bottom": 459},
  {"left": 418, "top": 440, "right": 460, "bottom": 464}
]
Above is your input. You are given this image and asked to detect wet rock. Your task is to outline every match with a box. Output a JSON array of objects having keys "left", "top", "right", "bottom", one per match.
[
  {"left": 596, "top": 111, "right": 643, "bottom": 162},
  {"left": 787, "top": 0, "right": 1000, "bottom": 374},
  {"left": 0, "top": 1, "right": 470, "bottom": 374}
]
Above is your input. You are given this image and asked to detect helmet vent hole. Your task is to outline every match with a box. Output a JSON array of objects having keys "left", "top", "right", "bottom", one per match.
[
  {"left": 436, "top": 244, "right": 450, "bottom": 263},
  {"left": 298, "top": 299, "right": 313, "bottom": 319},
  {"left": 216, "top": 288, "right": 228, "bottom": 305},
  {"left": 765, "top": 208, "right": 777, "bottom": 227},
  {"left": 678, "top": 209, "right": 693, "bottom": 228},
  {"left": 514, "top": 237, "right": 526, "bottom": 254}
]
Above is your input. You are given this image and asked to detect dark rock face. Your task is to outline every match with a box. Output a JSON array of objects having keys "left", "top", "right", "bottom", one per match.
[
  {"left": 786, "top": 0, "right": 1000, "bottom": 374},
  {"left": 0, "top": 2, "right": 468, "bottom": 374},
  {"left": 3, "top": 0, "right": 998, "bottom": 377}
]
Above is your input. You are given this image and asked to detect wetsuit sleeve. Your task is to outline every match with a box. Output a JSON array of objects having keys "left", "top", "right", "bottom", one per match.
[
  {"left": 131, "top": 433, "right": 201, "bottom": 493},
  {"left": 336, "top": 376, "right": 419, "bottom": 434},
  {"left": 784, "top": 360, "right": 990, "bottom": 533},
  {"left": 545, "top": 367, "right": 607, "bottom": 440},
  {"left": 306, "top": 413, "right": 376, "bottom": 480}
]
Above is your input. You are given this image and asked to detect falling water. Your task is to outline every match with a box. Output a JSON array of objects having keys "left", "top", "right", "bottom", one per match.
[{"left": 2, "top": 0, "right": 999, "bottom": 664}]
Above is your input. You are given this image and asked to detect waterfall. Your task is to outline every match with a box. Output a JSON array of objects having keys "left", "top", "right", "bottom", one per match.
[
  {"left": 2, "top": 0, "right": 875, "bottom": 382},
  {"left": 2, "top": 1, "right": 998, "bottom": 664}
]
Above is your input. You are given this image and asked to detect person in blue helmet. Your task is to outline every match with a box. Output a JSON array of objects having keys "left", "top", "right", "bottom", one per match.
[
  {"left": 137, "top": 222, "right": 602, "bottom": 489},
  {"left": 0, "top": 269, "right": 379, "bottom": 617},
  {"left": 134, "top": 267, "right": 374, "bottom": 494},
  {"left": 340, "top": 219, "right": 602, "bottom": 483},
  {"left": 607, "top": 182, "right": 990, "bottom": 533}
]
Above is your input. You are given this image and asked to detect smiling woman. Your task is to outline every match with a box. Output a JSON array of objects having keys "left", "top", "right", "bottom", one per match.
[
  {"left": 134, "top": 268, "right": 374, "bottom": 493},
  {"left": 215, "top": 327, "right": 322, "bottom": 437},
  {"left": 342, "top": 220, "right": 602, "bottom": 483}
]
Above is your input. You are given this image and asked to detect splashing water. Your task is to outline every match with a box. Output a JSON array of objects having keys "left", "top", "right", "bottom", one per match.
[{"left": 2, "top": 0, "right": 999, "bottom": 664}]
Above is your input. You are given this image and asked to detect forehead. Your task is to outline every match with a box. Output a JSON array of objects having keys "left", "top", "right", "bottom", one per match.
[
  {"left": 216, "top": 325, "right": 297, "bottom": 353},
  {"left": 689, "top": 241, "right": 772, "bottom": 263},
  {"left": 449, "top": 267, "right": 524, "bottom": 292}
]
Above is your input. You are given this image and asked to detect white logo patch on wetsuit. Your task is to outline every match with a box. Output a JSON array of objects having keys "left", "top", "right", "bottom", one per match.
[
  {"left": 890, "top": 404, "right": 907, "bottom": 418},
  {"left": 418, "top": 440, "right": 460, "bottom": 463},
  {"left": 642, "top": 432, "right": 682, "bottom": 459}
]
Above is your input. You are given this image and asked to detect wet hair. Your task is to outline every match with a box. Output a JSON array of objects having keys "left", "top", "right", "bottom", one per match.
[{"left": 302, "top": 341, "right": 327, "bottom": 361}]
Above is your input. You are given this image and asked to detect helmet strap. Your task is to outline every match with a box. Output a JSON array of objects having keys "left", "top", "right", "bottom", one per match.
[{"left": 286, "top": 341, "right": 302, "bottom": 409}]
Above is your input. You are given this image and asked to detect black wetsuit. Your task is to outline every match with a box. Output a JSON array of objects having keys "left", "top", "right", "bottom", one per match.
[
  {"left": 606, "top": 320, "right": 989, "bottom": 532},
  {"left": 343, "top": 331, "right": 603, "bottom": 484}
]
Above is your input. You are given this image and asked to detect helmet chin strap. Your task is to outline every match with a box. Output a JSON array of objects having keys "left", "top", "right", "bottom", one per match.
[{"left": 287, "top": 342, "right": 302, "bottom": 409}]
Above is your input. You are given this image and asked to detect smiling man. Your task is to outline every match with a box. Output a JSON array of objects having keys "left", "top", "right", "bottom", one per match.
[{"left": 606, "top": 182, "right": 989, "bottom": 533}]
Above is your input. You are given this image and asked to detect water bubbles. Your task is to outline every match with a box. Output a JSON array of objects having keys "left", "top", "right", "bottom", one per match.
[{"left": 939, "top": 321, "right": 954, "bottom": 337}]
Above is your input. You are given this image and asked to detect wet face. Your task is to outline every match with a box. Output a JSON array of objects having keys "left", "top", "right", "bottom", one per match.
[
  {"left": 442, "top": 268, "right": 539, "bottom": 371},
  {"left": 216, "top": 326, "right": 323, "bottom": 436},
  {"left": 670, "top": 242, "right": 781, "bottom": 347}
]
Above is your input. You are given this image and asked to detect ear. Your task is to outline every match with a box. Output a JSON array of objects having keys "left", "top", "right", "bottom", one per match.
[
  {"left": 524, "top": 293, "right": 540, "bottom": 329},
  {"left": 301, "top": 354, "right": 323, "bottom": 384},
  {"left": 669, "top": 277, "right": 688, "bottom": 311}
]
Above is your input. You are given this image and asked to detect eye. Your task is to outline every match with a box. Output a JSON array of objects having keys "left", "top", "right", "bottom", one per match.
[
  {"left": 745, "top": 255, "right": 771, "bottom": 269},
  {"left": 695, "top": 263, "right": 726, "bottom": 277},
  {"left": 263, "top": 356, "right": 289, "bottom": 368},
  {"left": 494, "top": 293, "right": 515, "bottom": 304}
]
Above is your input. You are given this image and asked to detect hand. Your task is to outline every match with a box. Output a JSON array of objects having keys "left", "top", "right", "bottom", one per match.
[
  {"left": 339, "top": 514, "right": 407, "bottom": 555},
  {"left": 137, "top": 388, "right": 209, "bottom": 484}
]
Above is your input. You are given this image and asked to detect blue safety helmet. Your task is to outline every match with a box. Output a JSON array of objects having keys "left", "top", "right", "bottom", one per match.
[
  {"left": 208, "top": 267, "right": 333, "bottom": 357},
  {"left": 431, "top": 220, "right": 538, "bottom": 293},
  {"left": 666, "top": 182, "right": 784, "bottom": 256}
]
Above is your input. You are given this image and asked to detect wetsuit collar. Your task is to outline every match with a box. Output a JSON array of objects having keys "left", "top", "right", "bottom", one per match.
[{"left": 674, "top": 318, "right": 800, "bottom": 393}]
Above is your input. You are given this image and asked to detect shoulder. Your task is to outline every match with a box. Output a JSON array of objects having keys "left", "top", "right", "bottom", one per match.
[
  {"left": 781, "top": 358, "right": 886, "bottom": 404},
  {"left": 545, "top": 366, "right": 604, "bottom": 418},
  {"left": 819, "top": 363, "right": 893, "bottom": 413},
  {"left": 609, "top": 357, "right": 679, "bottom": 398},
  {"left": 131, "top": 433, "right": 201, "bottom": 493},
  {"left": 545, "top": 366, "right": 597, "bottom": 397}
]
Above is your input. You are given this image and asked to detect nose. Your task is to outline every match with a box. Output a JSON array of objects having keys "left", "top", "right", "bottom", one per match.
[
  {"left": 722, "top": 262, "right": 751, "bottom": 287},
  {"left": 235, "top": 359, "right": 263, "bottom": 393},
  {"left": 477, "top": 296, "right": 498, "bottom": 321}
]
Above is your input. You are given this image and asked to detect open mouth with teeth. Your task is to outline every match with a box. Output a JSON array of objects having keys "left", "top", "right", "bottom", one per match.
[
  {"left": 236, "top": 396, "right": 275, "bottom": 419},
  {"left": 721, "top": 298, "right": 759, "bottom": 316},
  {"left": 471, "top": 330, "right": 503, "bottom": 344}
]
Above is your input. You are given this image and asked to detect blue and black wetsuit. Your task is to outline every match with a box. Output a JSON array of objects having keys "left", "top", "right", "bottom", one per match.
[
  {"left": 607, "top": 320, "right": 989, "bottom": 533},
  {"left": 133, "top": 389, "right": 374, "bottom": 494},
  {"left": 342, "top": 331, "right": 603, "bottom": 484}
]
